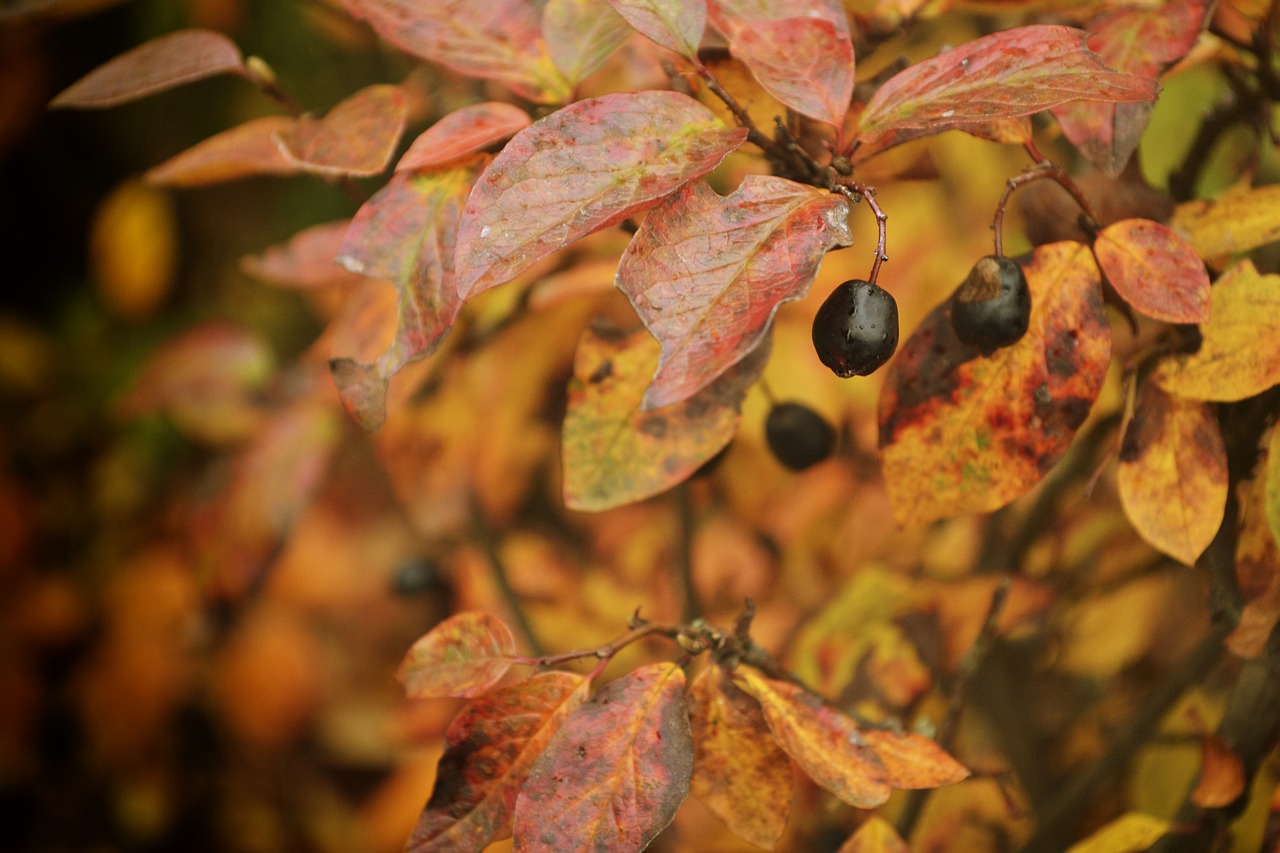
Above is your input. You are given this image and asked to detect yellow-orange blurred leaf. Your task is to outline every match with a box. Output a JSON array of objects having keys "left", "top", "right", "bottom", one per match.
[
  {"left": 860, "top": 728, "right": 970, "bottom": 789},
  {"left": 1065, "top": 812, "right": 1170, "bottom": 853},
  {"left": 1170, "top": 184, "right": 1280, "bottom": 261},
  {"left": 1190, "top": 733, "right": 1245, "bottom": 808},
  {"left": 1266, "top": 425, "right": 1280, "bottom": 547},
  {"left": 397, "top": 611, "right": 517, "bottom": 699},
  {"left": 145, "top": 116, "right": 300, "bottom": 186},
  {"left": 1227, "top": 437, "right": 1280, "bottom": 658},
  {"left": 1154, "top": 260, "right": 1280, "bottom": 401},
  {"left": 89, "top": 178, "right": 177, "bottom": 320},
  {"left": 735, "top": 668, "right": 892, "bottom": 808},
  {"left": 687, "top": 664, "right": 791, "bottom": 849},
  {"left": 1118, "top": 380, "right": 1227, "bottom": 564},
  {"left": 837, "top": 816, "right": 910, "bottom": 853}
]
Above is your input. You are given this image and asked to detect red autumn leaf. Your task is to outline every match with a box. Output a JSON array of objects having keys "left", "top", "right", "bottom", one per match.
[
  {"left": 542, "top": 0, "right": 634, "bottom": 86},
  {"left": 115, "top": 321, "right": 274, "bottom": 445},
  {"left": 454, "top": 91, "right": 747, "bottom": 298},
  {"left": 855, "top": 26, "right": 1158, "bottom": 156},
  {"left": 858, "top": 729, "right": 970, "bottom": 789},
  {"left": 1153, "top": 260, "right": 1280, "bottom": 402},
  {"left": 616, "top": 176, "right": 851, "bottom": 409},
  {"left": 837, "top": 817, "right": 911, "bottom": 853},
  {"left": 512, "top": 662, "right": 693, "bottom": 853},
  {"left": 240, "top": 220, "right": 361, "bottom": 290},
  {"left": 879, "top": 242, "right": 1112, "bottom": 527},
  {"left": 1094, "top": 219, "right": 1210, "bottom": 323},
  {"left": 144, "top": 116, "right": 300, "bottom": 187},
  {"left": 50, "top": 29, "right": 245, "bottom": 109},
  {"left": 1117, "top": 380, "right": 1228, "bottom": 565},
  {"left": 340, "top": 0, "right": 570, "bottom": 104},
  {"left": 1053, "top": 0, "right": 1210, "bottom": 177},
  {"left": 408, "top": 672, "right": 589, "bottom": 853},
  {"left": 562, "top": 325, "right": 768, "bottom": 512},
  {"left": 397, "top": 103, "right": 531, "bottom": 172},
  {"left": 734, "top": 668, "right": 893, "bottom": 808},
  {"left": 606, "top": 0, "right": 705, "bottom": 58},
  {"left": 1190, "top": 733, "right": 1245, "bottom": 809},
  {"left": 275, "top": 84, "right": 406, "bottom": 177},
  {"left": 687, "top": 664, "right": 791, "bottom": 850},
  {"left": 331, "top": 163, "right": 478, "bottom": 430},
  {"left": 706, "top": 0, "right": 852, "bottom": 128},
  {"left": 397, "top": 611, "right": 518, "bottom": 699}
]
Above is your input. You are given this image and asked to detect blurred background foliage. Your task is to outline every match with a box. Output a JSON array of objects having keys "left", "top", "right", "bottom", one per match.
[{"left": 1, "top": 1, "right": 1278, "bottom": 852}]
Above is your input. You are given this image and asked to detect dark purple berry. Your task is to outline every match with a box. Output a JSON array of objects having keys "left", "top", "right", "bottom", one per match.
[
  {"left": 812, "top": 279, "right": 899, "bottom": 377},
  {"left": 765, "top": 403, "right": 835, "bottom": 471},
  {"left": 951, "top": 255, "right": 1031, "bottom": 353}
]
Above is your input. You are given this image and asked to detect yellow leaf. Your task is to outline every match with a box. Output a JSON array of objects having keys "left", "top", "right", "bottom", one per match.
[
  {"left": 1065, "top": 812, "right": 1170, "bottom": 853},
  {"left": 837, "top": 816, "right": 910, "bottom": 853},
  {"left": 89, "top": 178, "right": 177, "bottom": 320},
  {"left": 1154, "top": 260, "right": 1280, "bottom": 402},
  {"left": 1170, "top": 184, "right": 1280, "bottom": 261}
]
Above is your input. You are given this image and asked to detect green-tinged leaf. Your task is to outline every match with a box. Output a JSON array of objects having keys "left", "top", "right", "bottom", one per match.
[
  {"left": 455, "top": 91, "right": 746, "bottom": 297},
  {"left": 1153, "top": 260, "right": 1280, "bottom": 402},
  {"left": 397, "top": 611, "right": 517, "bottom": 699},
  {"left": 562, "top": 325, "right": 767, "bottom": 512},
  {"left": 688, "top": 664, "right": 791, "bottom": 849},
  {"left": 1118, "top": 380, "right": 1227, "bottom": 564},
  {"left": 276, "top": 84, "right": 406, "bottom": 177},
  {"left": 331, "top": 164, "right": 478, "bottom": 430},
  {"left": 1094, "top": 219, "right": 1210, "bottom": 323},
  {"left": 408, "top": 672, "right": 589, "bottom": 852},
  {"left": 543, "top": 0, "right": 634, "bottom": 86},
  {"left": 340, "top": 0, "right": 570, "bottom": 103},
  {"left": 606, "top": 0, "right": 705, "bottom": 58},
  {"left": 512, "top": 663, "right": 693, "bottom": 853},
  {"left": 617, "top": 176, "right": 850, "bottom": 409},
  {"left": 50, "top": 29, "right": 245, "bottom": 108},
  {"left": 855, "top": 26, "right": 1157, "bottom": 157},
  {"left": 879, "top": 243, "right": 1111, "bottom": 527},
  {"left": 734, "top": 668, "right": 892, "bottom": 808}
]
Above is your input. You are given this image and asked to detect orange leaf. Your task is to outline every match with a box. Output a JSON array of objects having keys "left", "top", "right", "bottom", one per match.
[
  {"left": 859, "top": 729, "right": 970, "bottom": 789},
  {"left": 561, "top": 325, "right": 767, "bottom": 511},
  {"left": 276, "top": 84, "right": 407, "bottom": 177},
  {"left": 1094, "top": 219, "right": 1210, "bottom": 323},
  {"left": 1190, "top": 733, "right": 1245, "bottom": 809},
  {"left": 512, "top": 663, "right": 693, "bottom": 853},
  {"left": 879, "top": 242, "right": 1111, "bottom": 527},
  {"left": 408, "top": 672, "right": 589, "bottom": 852},
  {"left": 1117, "top": 380, "right": 1227, "bottom": 564},
  {"left": 734, "top": 668, "right": 892, "bottom": 808},
  {"left": 50, "top": 29, "right": 245, "bottom": 109},
  {"left": 1154, "top": 260, "right": 1280, "bottom": 402},
  {"left": 397, "top": 612, "right": 517, "bottom": 699},
  {"left": 837, "top": 817, "right": 910, "bottom": 853},
  {"left": 687, "top": 664, "right": 791, "bottom": 849},
  {"left": 145, "top": 116, "right": 300, "bottom": 187}
]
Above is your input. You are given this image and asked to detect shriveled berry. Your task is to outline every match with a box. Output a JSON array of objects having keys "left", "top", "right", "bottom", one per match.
[
  {"left": 951, "top": 255, "right": 1031, "bottom": 352},
  {"left": 765, "top": 403, "right": 835, "bottom": 471},
  {"left": 812, "top": 279, "right": 899, "bottom": 377}
]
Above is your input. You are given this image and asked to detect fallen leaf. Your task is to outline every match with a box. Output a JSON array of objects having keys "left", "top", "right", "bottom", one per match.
[
  {"left": 144, "top": 116, "right": 300, "bottom": 187},
  {"left": 606, "top": 0, "right": 705, "bottom": 58},
  {"left": 1094, "top": 218, "right": 1210, "bottom": 323},
  {"left": 276, "top": 84, "right": 406, "bottom": 177},
  {"left": 616, "top": 175, "right": 850, "bottom": 409},
  {"left": 687, "top": 664, "right": 791, "bottom": 849},
  {"left": 561, "top": 324, "right": 768, "bottom": 512},
  {"left": 408, "top": 672, "right": 589, "bottom": 852},
  {"left": 512, "top": 663, "right": 693, "bottom": 853},
  {"left": 340, "top": 0, "right": 570, "bottom": 103},
  {"left": 455, "top": 91, "right": 746, "bottom": 297},
  {"left": 397, "top": 103, "right": 531, "bottom": 172},
  {"left": 1117, "top": 380, "right": 1227, "bottom": 564},
  {"left": 734, "top": 668, "right": 892, "bottom": 808},
  {"left": 50, "top": 29, "right": 245, "bottom": 108},
  {"left": 397, "top": 611, "right": 518, "bottom": 699},
  {"left": 879, "top": 242, "right": 1111, "bottom": 527},
  {"left": 1153, "top": 260, "right": 1280, "bottom": 402}
]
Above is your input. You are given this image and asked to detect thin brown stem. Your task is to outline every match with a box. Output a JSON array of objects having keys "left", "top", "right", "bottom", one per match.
[
  {"left": 468, "top": 499, "right": 545, "bottom": 657},
  {"left": 514, "top": 622, "right": 681, "bottom": 670},
  {"left": 832, "top": 179, "right": 888, "bottom": 285}
]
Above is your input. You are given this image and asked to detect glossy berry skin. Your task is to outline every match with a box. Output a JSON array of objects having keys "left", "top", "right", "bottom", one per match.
[
  {"left": 811, "top": 279, "right": 899, "bottom": 377},
  {"left": 765, "top": 403, "right": 835, "bottom": 471},
  {"left": 951, "top": 255, "right": 1031, "bottom": 353}
]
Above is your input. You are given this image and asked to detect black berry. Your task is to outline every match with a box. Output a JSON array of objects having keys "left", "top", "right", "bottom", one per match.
[
  {"left": 811, "top": 279, "right": 899, "bottom": 377},
  {"left": 950, "top": 255, "right": 1031, "bottom": 353},
  {"left": 765, "top": 403, "right": 835, "bottom": 471}
]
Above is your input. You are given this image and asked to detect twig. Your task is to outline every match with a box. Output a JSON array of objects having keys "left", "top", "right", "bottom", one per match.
[
  {"left": 831, "top": 178, "right": 888, "bottom": 285},
  {"left": 468, "top": 498, "right": 545, "bottom": 657},
  {"left": 991, "top": 144, "right": 1103, "bottom": 259},
  {"left": 515, "top": 621, "right": 680, "bottom": 669}
]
